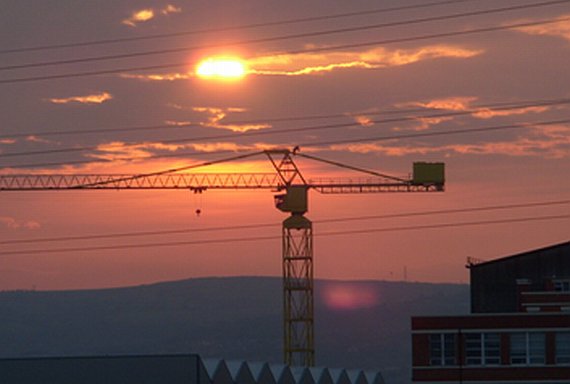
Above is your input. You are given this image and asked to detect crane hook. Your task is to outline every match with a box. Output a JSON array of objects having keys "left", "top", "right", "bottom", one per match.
[{"left": 191, "top": 187, "right": 204, "bottom": 217}]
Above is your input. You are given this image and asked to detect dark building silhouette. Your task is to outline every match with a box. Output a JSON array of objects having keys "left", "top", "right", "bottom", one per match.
[
  {"left": 470, "top": 242, "right": 570, "bottom": 313},
  {"left": 411, "top": 241, "right": 570, "bottom": 383},
  {"left": 0, "top": 354, "right": 384, "bottom": 384}
]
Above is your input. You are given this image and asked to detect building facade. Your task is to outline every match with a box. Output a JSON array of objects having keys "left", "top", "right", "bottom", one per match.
[{"left": 411, "top": 241, "right": 570, "bottom": 384}]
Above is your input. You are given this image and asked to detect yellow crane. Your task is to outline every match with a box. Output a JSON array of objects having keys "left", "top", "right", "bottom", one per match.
[{"left": 0, "top": 148, "right": 445, "bottom": 366}]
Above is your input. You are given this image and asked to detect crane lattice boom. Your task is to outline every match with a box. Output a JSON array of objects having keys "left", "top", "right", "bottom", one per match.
[
  {"left": 0, "top": 175, "right": 441, "bottom": 193},
  {"left": 0, "top": 149, "right": 444, "bottom": 366}
]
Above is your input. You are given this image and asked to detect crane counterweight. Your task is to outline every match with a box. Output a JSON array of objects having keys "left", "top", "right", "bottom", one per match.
[{"left": 412, "top": 162, "right": 445, "bottom": 189}]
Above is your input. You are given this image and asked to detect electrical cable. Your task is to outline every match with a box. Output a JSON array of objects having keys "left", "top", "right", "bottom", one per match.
[
  {"left": 2, "top": 98, "right": 568, "bottom": 159},
  {"left": 2, "top": 116, "right": 568, "bottom": 169},
  {"left": 299, "top": 118, "right": 570, "bottom": 148},
  {"left": 2, "top": 1, "right": 567, "bottom": 72},
  {"left": 51, "top": 117, "right": 567, "bottom": 189},
  {"left": 67, "top": 151, "right": 266, "bottom": 189},
  {"left": 1, "top": 150, "right": 241, "bottom": 170},
  {"left": 1, "top": 96, "right": 568, "bottom": 140},
  {"left": 1, "top": 114, "right": 566, "bottom": 169},
  {"left": 1, "top": 199, "right": 568, "bottom": 245},
  {"left": 1, "top": 14, "right": 568, "bottom": 84},
  {"left": 0, "top": 214, "right": 568, "bottom": 256},
  {"left": 0, "top": 0, "right": 474, "bottom": 55}
]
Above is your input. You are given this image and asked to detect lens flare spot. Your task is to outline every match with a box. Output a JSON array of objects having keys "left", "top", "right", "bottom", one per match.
[
  {"left": 321, "top": 283, "right": 379, "bottom": 310},
  {"left": 196, "top": 58, "right": 247, "bottom": 80}
]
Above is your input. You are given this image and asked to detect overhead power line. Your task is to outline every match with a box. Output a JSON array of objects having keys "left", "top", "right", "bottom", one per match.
[
  {"left": 2, "top": 1, "right": 567, "bottom": 72},
  {"left": 2, "top": 98, "right": 569, "bottom": 160},
  {"left": 1, "top": 14, "right": 569, "bottom": 84},
  {"left": 1, "top": 199, "right": 568, "bottom": 246},
  {"left": 1, "top": 96, "right": 569, "bottom": 141},
  {"left": 1, "top": 214, "right": 568, "bottom": 257},
  {"left": 1, "top": 150, "right": 240, "bottom": 170},
  {"left": 0, "top": 106, "right": 428, "bottom": 140},
  {"left": 301, "top": 118, "right": 570, "bottom": 148},
  {"left": 0, "top": 0, "right": 473, "bottom": 55},
  {"left": 3, "top": 116, "right": 569, "bottom": 170}
]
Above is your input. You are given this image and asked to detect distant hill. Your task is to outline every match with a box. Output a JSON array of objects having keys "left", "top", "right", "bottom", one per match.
[{"left": 0, "top": 277, "right": 469, "bottom": 384}]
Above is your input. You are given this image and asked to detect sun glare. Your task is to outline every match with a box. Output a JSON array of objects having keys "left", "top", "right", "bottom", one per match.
[{"left": 196, "top": 58, "right": 247, "bottom": 80}]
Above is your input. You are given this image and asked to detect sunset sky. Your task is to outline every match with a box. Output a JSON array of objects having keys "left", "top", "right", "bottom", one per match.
[{"left": 1, "top": 0, "right": 569, "bottom": 290}]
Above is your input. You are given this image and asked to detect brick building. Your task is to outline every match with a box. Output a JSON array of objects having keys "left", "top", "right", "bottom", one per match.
[{"left": 411, "top": 241, "right": 570, "bottom": 383}]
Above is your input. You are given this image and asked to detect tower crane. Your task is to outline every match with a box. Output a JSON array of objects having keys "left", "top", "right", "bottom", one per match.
[{"left": 0, "top": 148, "right": 445, "bottom": 367}]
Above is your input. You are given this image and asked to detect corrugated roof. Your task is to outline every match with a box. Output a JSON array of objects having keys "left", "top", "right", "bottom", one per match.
[{"left": 201, "top": 358, "right": 384, "bottom": 384}]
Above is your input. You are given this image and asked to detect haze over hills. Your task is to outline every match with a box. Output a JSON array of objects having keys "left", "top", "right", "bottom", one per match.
[{"left": 0, "top": 277, "right": 469, "bottom": 384}]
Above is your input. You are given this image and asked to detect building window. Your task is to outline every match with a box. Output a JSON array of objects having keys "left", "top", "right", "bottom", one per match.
[
  {"left": 554, "top": 280, "right": 570, "bottom": 292},
  {"left": 556, "top": 332, "right": 570, "bottom": 364},
  {"left": 484, "top": 333, "right": 501, "bottom": 365},
  {"left": 510, "top": 332, "right": 545, "bottom": 365},
  {"left": 430, "top": 333, "right": 456, "bottom": 366},
  {"left": 464, "top": 333, "right": 501, "bottom": 366}
]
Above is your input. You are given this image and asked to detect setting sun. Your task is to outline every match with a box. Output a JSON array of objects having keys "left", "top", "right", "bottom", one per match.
[{"left": 196, "top": 58, "right": 247, "bottom": 80}]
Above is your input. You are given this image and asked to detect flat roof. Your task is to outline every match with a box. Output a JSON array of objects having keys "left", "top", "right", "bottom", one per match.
[{"left": 467, "top": 240, "right": 570, "bottom": 269}]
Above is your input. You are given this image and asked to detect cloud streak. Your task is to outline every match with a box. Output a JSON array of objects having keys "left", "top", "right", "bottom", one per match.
[
  {"left": 513, "top": 14, "right": 570, "bottom": 42},
  {"left": 120, "top": 44, "right": 482, "bottom": 81},
  {"left": 191, "top": 107, "right": 271, "bottom": 132},
  {"left": 248, "top": 45, "right": 482, "bottom": 76},
  {"left": 122, "top": 5, "right": 181, "bottom": 27},
  {"left": 407, "top": 97, "right": 552, "bottom": 119},
  {"left": 47, "top": 92, "right": 113, "bottom": 105},
  {"left": 329, "top": 123, "right": 570, "bottom": 159}
]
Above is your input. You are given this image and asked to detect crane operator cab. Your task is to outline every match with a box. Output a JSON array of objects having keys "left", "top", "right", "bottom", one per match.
[{"left": 274, "top": 185, "right": 308, "bottom": 215}]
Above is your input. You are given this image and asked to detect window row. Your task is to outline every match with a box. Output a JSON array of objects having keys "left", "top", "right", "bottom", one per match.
[{"left": 429, "top": 331, "right": 570, "bottom": 366}]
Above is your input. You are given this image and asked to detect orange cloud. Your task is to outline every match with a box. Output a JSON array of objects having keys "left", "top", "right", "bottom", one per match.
[
  {"left": 514, "top": 14, "right": 570, "bottom": 42},
  {"left": 122, "top": 5, "right": 181, "bottom": 27},
  {"left": 47, "top": 92, "right": 113, "bottom": 105},
  {"left": 165, "top": 120, "right": 193, "bottom": 126},
  {"left": 353, "top": 115, "right": 375, "bottom": 127},
  {"left": 192, "top": 107, "right": 271, "bottom": 132},
  {"left": 407, "top": 97, "right": 551, "bottom": 120},
  {"left": 86, "top": 140, "right": 277, "bottom": 165},
  {"left": 330, "top": 143, "right": 439, "bottom": 157},
  {"left": 161, "top": 5, "right": 181, "bottom": 15},
  {"left": 123, "top": 9, "right": 154, "bottom": 27},
  {"left": 472, "top": 106, "right": 550, "bottom": 119},
  {"left": 189, "top": 142, "right": 276, "bottom": 153},
  {"left": 27, "top": 140, "right": 282, "bottom": 175},
  {"left": 120, "top": 72, "right": 192, "bottom": 81},
  {"left": 89, "top": 142, "right": 153, "bottom": 161},
  {"left": 120, "top": 45, "right": 481, "bottom": 80},
  {"left": 25, "top": 135, "right": 55, "bottom": 144},
  {"left": 248, "top": 45, "right": 482, "bottom": 76},
  {"left": 329, "top": 124, "right": 570, "bottom": 159},
  {"left": 409, "top": 97, "right": 477, "bottom": 111},
  {"left": 413, "top": 116, "right": 454, "bottom": 131},
  {"left": 88, "top": 141, "right": 188, "bottom": 162},
  {"left": 449, "top": 136, "right": 570, "bottom": 158},
  {"left": 0, "top": 139, "right": 16, "bottom": 145}
]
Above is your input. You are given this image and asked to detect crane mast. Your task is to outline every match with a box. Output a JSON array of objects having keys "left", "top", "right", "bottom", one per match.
[{"left": 0, "top": 149, "right": 444, "bottom": 367}]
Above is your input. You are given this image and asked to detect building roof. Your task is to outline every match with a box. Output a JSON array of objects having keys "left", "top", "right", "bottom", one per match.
[
  {"left": 0, "top": 354, "right": 385, "bottom": 384},
  {"left": 467, "top": 240, "right": 570, "bottom": 269},
  {"left": 202, "top": 359, "right": 385, "bottom": 384}
]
